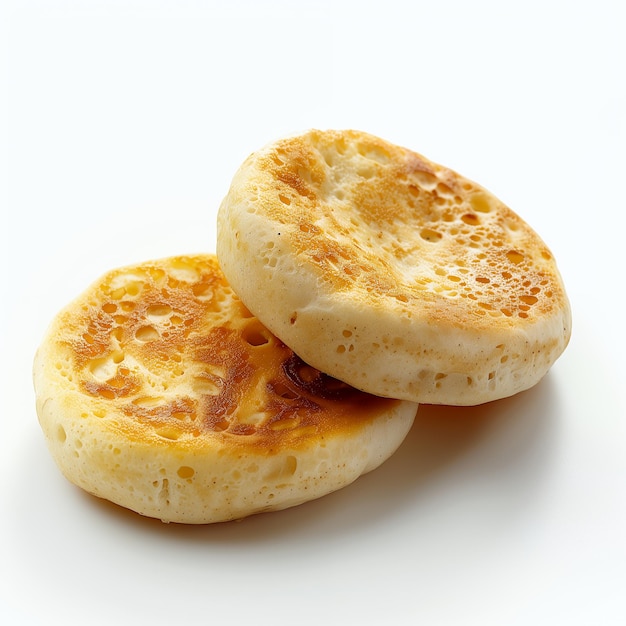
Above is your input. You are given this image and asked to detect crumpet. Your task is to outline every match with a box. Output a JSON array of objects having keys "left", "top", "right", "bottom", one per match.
[
  {"left": 34, "top": 255, "right": 417, "bottom": 523},
  {"left": 217, "top": 130, "right": 571, "bottom": 405}
]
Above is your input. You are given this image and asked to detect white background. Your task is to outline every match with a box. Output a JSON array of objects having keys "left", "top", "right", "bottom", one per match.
[{"left": 2, "top": 1, "right": 625, "bottom": 624}]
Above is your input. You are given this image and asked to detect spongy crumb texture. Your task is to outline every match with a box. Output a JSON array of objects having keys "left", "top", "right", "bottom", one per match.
[
  {"left": 217, "top": 129, "right": 572, "bottom": 405},
  {"left": 33, "top": 255, "right": 417, "bottom": 523}
]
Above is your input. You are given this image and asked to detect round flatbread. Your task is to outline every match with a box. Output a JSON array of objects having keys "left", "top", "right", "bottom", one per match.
[
  {"left": 34, "top": 254, "right": 417, "bottom": 523},
  {"left": 217, "top": 129, "right": 571, "bottom": 405}
]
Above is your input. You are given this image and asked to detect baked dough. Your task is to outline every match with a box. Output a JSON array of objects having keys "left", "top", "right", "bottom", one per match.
[
  {"left": 217, "top": 129, "right": 571, "bottom": 405},
  {"left": 34, "top": 254, "right": 417, "bottom": 523}
]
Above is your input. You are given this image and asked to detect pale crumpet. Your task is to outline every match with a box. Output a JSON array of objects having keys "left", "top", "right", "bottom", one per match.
[
  {"left": 33, "top": 255, "right": 417, "bottom": 523},
  {"left": 217, "top": 129, "right": 571, "bottom": 405}
]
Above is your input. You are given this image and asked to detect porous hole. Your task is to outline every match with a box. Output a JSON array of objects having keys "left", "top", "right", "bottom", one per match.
[
  {"left": 270, "top": 417, "right": 300, "bottom": 431},
  {"left": 461, "top": 213, "right": 480, "bottom": 226},
  {"left": 125, "top": 282, "right": 141, "bottom": 296},
  {"left": 102, "top": 302, "right": 117, "bottom": 314},
  {"left": 194, "top": 377, "right": 221, "bottom": 395},
  {"left": 147, "top": 304, "right": 172, "bottom": 319},
  {"left": 132, "top": 396, "right": 164, "bottom": 407},
  {"left": 192, "top": 282, "right": 213, "bottom": 300},
  {"left": 177, "top": 466, "right": 195, "bottom": 479},
  {"left": 157, "top": 478, "right": 170, "bottom": 504},
  {"left": 420, "top": 228, "right": 443, "bottom": 242},
  {"left": 155, "top": 427, "right": 181, "bottom": 440},
  {"left": 57, "top": 425, "right": 67, "bottom": 443},
  {"left": 172, "top": 410, "right": 192, "bottom": 421},
  {"left": 412, "top": 170, "right": 438, "bottom": 189},
  {"left": 285, "top": 455, "right": 298, "bottom": 475},
  {"left": 506, "top": 250, "right": 524, "bottom": 265},
  {"left": 242, "top": 324, "right": 270, "bottom": 346},
  {"left": 356, "top": 166, "right": 375, "bottom": 179},
  {"left": 278, "top": 193, "right": 291, "bottom": 205},
  {"left": 135, "top": 325, "right": 159, "bottom": 342},
  {"left": 436, "top": 182, "right": 454, "bottom": 196},
  {"left": 266, "top": 455, "right": 298, "bottom": 481},
  {"left": 357, "top": 144, "right": 390, "bottom": 164},
  {"left": 470, "top": 194, "right": 493, "bottom": 213},
  {"left": 89, "top": 356, "right": 118, "bottom": 380},
  {"left": 520, "top": 295, "right": 538, "bottom": 305}
]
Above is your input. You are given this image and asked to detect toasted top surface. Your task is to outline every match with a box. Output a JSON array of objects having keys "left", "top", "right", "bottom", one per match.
[
  {"left": 34, "top": 254, "right": 416, "bottom": 523},
  {"left": 50, "top": 254, "right": 394, "bottom": 447},
  {"left": 217, "top": 129, "right": 571, "bottom": 404}
]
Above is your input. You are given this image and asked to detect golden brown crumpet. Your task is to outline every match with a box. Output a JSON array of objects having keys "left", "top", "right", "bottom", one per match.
[
  {"left": 217, "top": 130, "right": 571, "bottom": 405},
  {"left": 33, "top": 255, "right": 417, "bottom": 524}
]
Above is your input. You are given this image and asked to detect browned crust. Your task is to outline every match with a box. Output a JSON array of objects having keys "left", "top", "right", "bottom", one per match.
[
  {"left": 252, "top": 130, "right": 566, "bottom": 328},
  {"left": 45, "top": 255, "right": 400, "bottom": 453}
]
